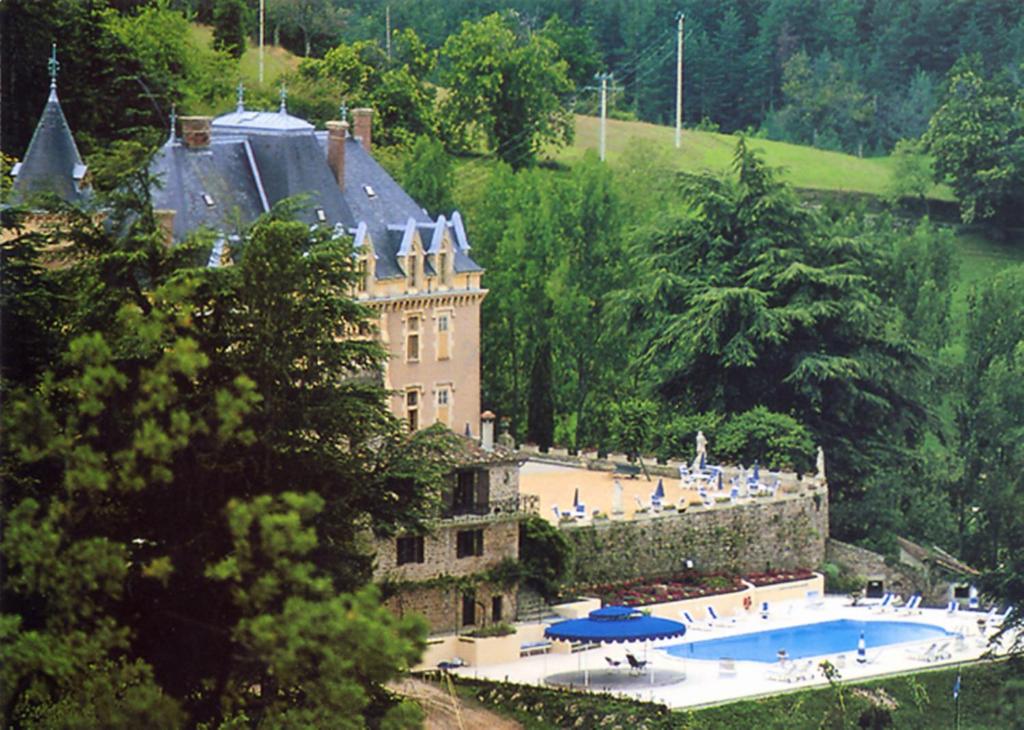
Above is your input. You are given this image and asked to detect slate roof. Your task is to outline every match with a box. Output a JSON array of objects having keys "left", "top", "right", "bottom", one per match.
[
  {"left": 150, "top": 104, "right": 482, "bottom": 279},
  {"left": 12, "top": 85, "right": 88, "bottom": 203}
]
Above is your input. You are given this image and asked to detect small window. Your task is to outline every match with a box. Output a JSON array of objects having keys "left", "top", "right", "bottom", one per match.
[
  {"left": 202, "top": 193, "right": 215, "bottom": 207},
  {"left": 437, "top": 313, "right": 450, "bottom": 360},
  {"left": 408, "top": 257, "right": 417, "bottom": 289},
  {"left": 406, "top": 316, "right": 420, "bottom": 362},
  {"left": 438, "top": 252, "right": 448, "bottom": 284},
  {"left": 363, "top": 184, "right": 377, "bottom": 198},
  {"left": 456, "top": 529, "right": 484, "bottom": 558},
  {"left": 315, "top": 207, "right": 327, "bottom": 222},
  {"left": 396, "top": 536, "right": 424, "bottom": 565},
  {"left": 437, "top": 388, "right": 449, "bottom": 406},
  {"left": 492, "top": 595, "right": 503, "bottom": 622},
  {"left": 406, "top": 389, "right": 419, "bottom": 431}
]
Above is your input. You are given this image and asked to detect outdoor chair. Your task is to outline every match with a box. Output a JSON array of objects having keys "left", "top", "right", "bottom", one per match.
[
  {"left": 946, "top": 600, "right": 960, "bottom": 615},
  {"left": 871, "top": 592, "right": 895, "bottom": 612},
  {"left": 766, "top": 659, "right": 799, "bottom": 682},
  {"left": 706, "top": 605, "right": 736, "bottom": 628},
  {"left": 718, "top": 657, "right": 738, "bottom": 678},
  {"left": 907, "top": 642, "right": 938, "bottom": 662},
  {"left": 682, "top": 610, "right": 712, "bottom": 631},
  {"left": 988, "top": 606, "right": 1012, "bottom": 628},
  {"left": 760, "top": 601, "right": 770, "bottom": 620},
  {"left": 605, "top": 656, "right": 622, "bottom": 668},
  {"left": 574, "top": 502, "right": 587, "bottom": 519},
  {"left": 625, "top": 652, "right": 648, "bottom": 675},
  {"left": 901, "top": 594, "right": 922, "bottom": 614}
]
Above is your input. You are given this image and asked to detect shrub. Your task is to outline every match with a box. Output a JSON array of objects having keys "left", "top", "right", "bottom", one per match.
[{"left": 467, "top": 622, "right": 516, "bottom": 638}]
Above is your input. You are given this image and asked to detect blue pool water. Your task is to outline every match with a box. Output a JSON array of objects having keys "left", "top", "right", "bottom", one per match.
[{"left": 663, "top": 619, "right": 953, "bottom": 663}]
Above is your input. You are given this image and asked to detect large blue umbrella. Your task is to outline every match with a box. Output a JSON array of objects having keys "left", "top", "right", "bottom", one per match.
[
  {"left": 545, "top": 606, "right": 687, "bottom": 686},
  {"left": 752, "top": 461, "right": 760, "bottom": 482},
  {"left": 545, "top": 606, "right": 687, "bottom": 644},
  {"left": 653, "top": 480, "right": 665, "bottom": 500}
]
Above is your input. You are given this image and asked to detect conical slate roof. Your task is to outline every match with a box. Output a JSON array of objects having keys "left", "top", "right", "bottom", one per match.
[{"left": 12, "top": 85, "right": 88, "bottom": 203}]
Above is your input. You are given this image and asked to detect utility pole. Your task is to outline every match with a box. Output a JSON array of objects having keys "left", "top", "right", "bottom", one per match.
[
  {"left": 259, "top": 0, "right": 265, "bottom": 84},
  {"left": 676, "top": 13, "right": 684, "bottom": 148},
  {"left": 386, "top": 5, "right": 392, "bottom": 59},
  {"left": 596, "top": 72, "right": 613, "bottom": 161}
]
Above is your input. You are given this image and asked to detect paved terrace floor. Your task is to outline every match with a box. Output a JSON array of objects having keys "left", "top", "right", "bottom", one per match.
[
  {"left": 520, "top": 460, "right": 810, "bottom": 526},
  {"left": 449, "top": 596, "right": 1013, "bottom": 710}
]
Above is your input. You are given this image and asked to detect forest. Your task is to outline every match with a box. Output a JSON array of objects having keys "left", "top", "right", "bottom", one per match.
[{"left": 2, "top": 0, "right": 1024, "bottom": 727}]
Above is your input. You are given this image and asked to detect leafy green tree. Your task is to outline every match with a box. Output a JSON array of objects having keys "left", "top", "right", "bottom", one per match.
[
  {"left": 609, "top": 398, "right": 658, "bottom": 467},
  {"left": 107, "top": 0, "right": 234, "bottom": 112},
  {"left": 924, "top": 58, "right": 1024, "bottom": 225},
  {"left": 518, "top": 515, "right": 572, "bottom": 602},
  {"left": 212, "top": 0, "right": 247, "bottom": 59},
  {"left": 400, "top": 135, "right": 454, "bottom": 217},
  {"left": 715, "top": 407, "right": 815, "bottom": 473},
  {"left": 267, "top": 0, "right": 347, "bottom": 58},
  {"left": 538, "top": 14, "right": 601, "bottom": 89},
  {"left": 302, "top": 29, "right": 436, "bottom": 145},
  {"left": 1, "top": 179, "right": 442, "bottom": 724},
  {"left": 616, "top": 140, "right": 928, "bottom": 539},
  {"left": 884, "top": 139, "right": 934, "bottom": 210},
  {"left": 439, "top": 12, "right": 573, "bottom": 168}
]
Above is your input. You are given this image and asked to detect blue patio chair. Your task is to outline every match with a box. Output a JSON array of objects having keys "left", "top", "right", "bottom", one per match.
[
  {"left": 946, "top": 600, "right": 960, "bottom": 615},
  {"left": 574, "top": 502, "right": 587, "bottom": 519},
  {"left": 901, "top": 594, "right": 922, "bottom": 614},
  {"left": 760, "top": 601, "right": 770, "bottom": 619}
]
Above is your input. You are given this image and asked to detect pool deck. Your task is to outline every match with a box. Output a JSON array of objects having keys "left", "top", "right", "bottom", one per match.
[{"left": 447, "top": 596, "right": 1014, "bottom": 709}]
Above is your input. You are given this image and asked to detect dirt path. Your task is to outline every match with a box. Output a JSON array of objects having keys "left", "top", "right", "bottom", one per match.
[{"left": 389, "top": 677, "right": 522, "bottom": 730}]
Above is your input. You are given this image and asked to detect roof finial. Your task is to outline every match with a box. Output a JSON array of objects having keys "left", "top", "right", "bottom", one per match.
[
  {"left": 167, "top": 104, "right": 177, "bottom": 145},
  {"left": 48, "top": 42, "right": 59, "bottom": 93},
  {"left": 278, "top": 84, "right": 287, "bottom": 114},
  {"left": 339, "top": 102, "right": 348, "bottom": 123},
  {"left": 236, "top": 80, "right": 245, "bottom": 112}
]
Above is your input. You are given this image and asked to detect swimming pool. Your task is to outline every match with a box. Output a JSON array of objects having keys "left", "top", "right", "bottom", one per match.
[{"left": 663, "top": 619, "right": 954, "bottom": 663}]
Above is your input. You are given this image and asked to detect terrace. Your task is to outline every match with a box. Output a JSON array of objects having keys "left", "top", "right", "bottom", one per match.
[{"left": 428, "top": 590, "right": 1015, "bottom": 709}]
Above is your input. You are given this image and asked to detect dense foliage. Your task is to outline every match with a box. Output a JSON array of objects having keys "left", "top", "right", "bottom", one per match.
[{"left": 0, "top": 172, "right": 453, "bottom": 725}]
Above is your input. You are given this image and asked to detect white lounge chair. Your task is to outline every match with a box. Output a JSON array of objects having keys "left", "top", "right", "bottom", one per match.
[
  {"left": 901, "top": 594, "right": 922, "bottom": 614},
  {"left": 871, "top": 592, "right": 895, "bottom": 612},
  {"left": 718, "top": 657, "right": 738, "bottom": 678},
  {"left": 706, "top": 605, "right": 736, "bottom": 628},
  {"left": 681, "top": 610, "right": 712, "bottom": 631},
  {"left": 760, "top": 601, "right": 770, "bottom": 620},
  {"left": 907, "top": 642, "right": 944, "bottom": 662},
  {"left": 946, "top": 600, "right": 960, "bottom": 615}
]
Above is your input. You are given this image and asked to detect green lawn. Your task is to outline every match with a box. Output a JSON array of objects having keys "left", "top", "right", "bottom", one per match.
[
  {"left": 188, "top": 24, "right": 300, "bottom": 90},
  {"left": 561, "top": 114, "right": 954, "bottom": 201}
]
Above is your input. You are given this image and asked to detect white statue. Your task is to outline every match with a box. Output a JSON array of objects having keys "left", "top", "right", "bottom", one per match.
[
  {"left": 612, "top": 479, "right": 624, "bottom": 515},
  {"left": 816, "top": 446, "right": 826, "bottom": 482},
  {"left": 692, "top": 430, "right": 708, "bottom": 473}
]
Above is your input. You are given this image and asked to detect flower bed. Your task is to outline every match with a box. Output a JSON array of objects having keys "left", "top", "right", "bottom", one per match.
[
  {"left": 743, "top": 568, "right": 816, "bottom": 586},
  {"left": 585, "top": 573, "right": 745, "bottom": 607}
]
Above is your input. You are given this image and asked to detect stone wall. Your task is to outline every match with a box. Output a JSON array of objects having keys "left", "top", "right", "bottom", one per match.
[
  {"left": 826, "top": 538, "right": 924, "bottom": 600},
  {"left": 384, "top": 582, "right": 517, "bottom": 636},
  {"left": 563, "top": 491, "right": 828, "bottom": 586},
  {"left": 374, "top": 519, "right": 519, "bottom": 583}
]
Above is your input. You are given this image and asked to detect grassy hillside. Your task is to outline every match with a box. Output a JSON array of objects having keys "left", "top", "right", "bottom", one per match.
[
  {"left": 563, "top": 114, "right": 954, "bottom": 201},
  {"left": 188, "top": 24, "right": 301, "bottom": 89}
]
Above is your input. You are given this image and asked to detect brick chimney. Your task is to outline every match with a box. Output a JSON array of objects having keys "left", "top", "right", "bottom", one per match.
[
  {"left": 352, "top": 108, "right": 373, "bottom": 153},
  {"left": 326, "top": 120, "right": 349, "bottom": 190},
  {"left": 481, "top": 411, "right": 496, "bottom": 452},
  {"left": 179, "top": 116, "right": 212, "bottom": 149}
]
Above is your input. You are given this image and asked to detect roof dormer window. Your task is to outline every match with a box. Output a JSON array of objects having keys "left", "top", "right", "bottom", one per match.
[
  {"left": 363, "top": 184, "right": 377, "bottom": 198},
  {"left": 202, "top": 193, "right": 215, "bottom": 207}
]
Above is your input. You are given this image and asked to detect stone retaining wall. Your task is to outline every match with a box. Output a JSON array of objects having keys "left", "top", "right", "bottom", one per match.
[{"left": 563, "top": 490, "right": 828, "bottom": 586}]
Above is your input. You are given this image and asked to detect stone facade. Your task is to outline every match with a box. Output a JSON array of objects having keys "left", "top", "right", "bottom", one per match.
[
  {"left": 383, "top": 582, "right": 518, "bottom": 636},
  {"left": 563, "top": 490, "right": 829, "bottom": 586},
  {"left": 373, "top": 443, "right": 529, "bottom": 634},
  {"left": 374, "top": 519, "right": 519, "bottom": 583}
]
